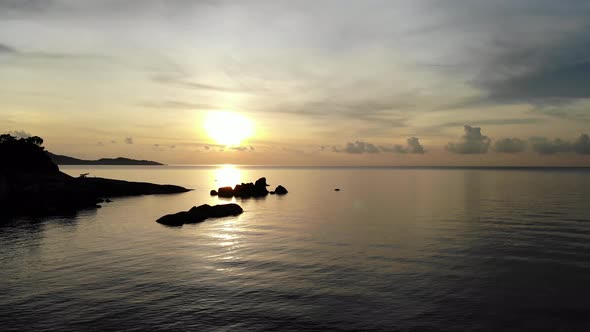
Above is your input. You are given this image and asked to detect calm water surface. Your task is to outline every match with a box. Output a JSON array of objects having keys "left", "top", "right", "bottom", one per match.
[{"left": 1, "top": 167, "right": 590, "bottom": 331}]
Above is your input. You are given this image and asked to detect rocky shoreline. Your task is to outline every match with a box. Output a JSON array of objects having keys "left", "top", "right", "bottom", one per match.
[{"left": 0, "top": 133, "right": 189, "bottom": 218}]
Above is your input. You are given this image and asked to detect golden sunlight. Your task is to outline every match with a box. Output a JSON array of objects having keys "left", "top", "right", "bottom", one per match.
[
  {"left": 214, "top": 164, "right": 241, "bottom": 188},
  {"left": 204, "top": 111, "right": 254, "bottom": 146}
]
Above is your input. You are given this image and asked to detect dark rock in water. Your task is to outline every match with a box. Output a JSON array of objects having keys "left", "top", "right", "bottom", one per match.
[
  {"left": 255, "top": 177, "right": 270, "bottom": 188},
  {"left": 96, "top": 205, "right": 102, "bottom": 209},
  {"left": 217, "top": 186, "right": 234, "bottom": 198},
  {"left": 274, "top": 185, "right": 288, "bottom": 195},
  {"left": 96, "top": 198, "right": 105, "bottom": 204},
  {"left": 210, "top": 189, "right": 218, "bottom": 196},
  {"left": 105, "top": 199, "right": 113, "bottom": 203},
  {"left": 334, "top": 188, "right": 340, "bottom": 191},
  {"left": 215, "top": 177, "right": 269, "bottom": 199},
  {"left": 269, "top": 191, "right": 275, "bottom": 195},
  {"left": 157, "top": 203, "right": 243, "bottom": 226}
]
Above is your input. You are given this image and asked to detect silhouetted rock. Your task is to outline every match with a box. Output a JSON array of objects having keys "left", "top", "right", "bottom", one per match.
[
  {"left": 274, "top": 185, "right": 288, "bottom": 195},
  {"left": 157, "top": 203, "right": 243, "bottom": 227},
  {"left": 0, "top": 133, "right": 189, "bottom": 218},
  {"left": 215, "top": 177, "right": 270, "bottom": 199},
  {"left": 334, "top": 188, "right": 340, "bottom": 191},
  {"left": 210, "top": 189, "right": 218, "bottom": 196},
  {"left": 217, "top": 186, "right": 234, "bottom": 198},
  {"left": 105, "top": 199, "right": 113, "bottom": 203},
  {"left": 269, "top": 191, "right": 275, "bottom": 195}
]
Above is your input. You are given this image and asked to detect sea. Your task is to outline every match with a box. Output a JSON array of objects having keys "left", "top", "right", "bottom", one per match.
[{"left": 1, "top": 166, "right": 590, "bottom": 331}]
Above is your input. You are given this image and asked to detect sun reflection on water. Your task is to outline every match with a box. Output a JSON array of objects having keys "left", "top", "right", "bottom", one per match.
[{"left": 214, "top": 165, "right": 241, "bottom": 188}]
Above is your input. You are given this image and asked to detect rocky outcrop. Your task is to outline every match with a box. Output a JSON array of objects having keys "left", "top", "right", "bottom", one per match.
[
  {"left": 274, "top": 185, "right": 288, "bottom": 195},
  {"left": 156, "top": 203, "right": 243, "bottom": 227},
  {"left": 218, "top": 186, "right": 234, "bottom": 198},
  {"left": 0, "top": 133, "right": 189, "bottom": 218},
  {"left": 212, "top": 177, "right": 287, "bottom": 199}
]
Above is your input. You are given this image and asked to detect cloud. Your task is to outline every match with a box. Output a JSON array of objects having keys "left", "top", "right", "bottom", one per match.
[
  {"left": 573, "top": 134, "right": 590, "bottom": 154},
  {"left": 530, "top": 134, "right": 590, "bottom": 155},
  {"left": 124, "top": 137, "right": 134, "bottom": 144},
  {"left": 152, "top": 74, "right": 262, "bottom": 94},
  {"left": 139, "top": 100, "right": 220, "bottom": 111},
  {"left": 437, "top": 118, "right": 542, "bottom": 128},
  {"left": 380, "top": 137, "right": 425, "bottom": 154},
  {"left": 493, "top": 138, "right": 527, "bottom": 153},
  {"left": 8, "top": 130, "right": 32, "bottom": 138},
  {"left": 0, "top": 43, "right": 17, "bottom": 54},
  {"left": 468, "top": 10, "right": 590, "bottom": 105},
  {"left": 447, "top": 125, "right": 491, "bottom": 154},
  {"left": 529, "top": 137, "right": 572, "bottom": 155},
  {"left": 230, "top": 145, "right": 255, "bottom": 152},
  {"left": 333, "top": 141, "right": 380, "bottom": 154}
]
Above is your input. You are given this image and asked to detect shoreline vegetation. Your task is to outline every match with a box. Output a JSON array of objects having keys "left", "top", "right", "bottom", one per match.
[{"left": 0, "top": 134, "right": 189, "bottom": 218}]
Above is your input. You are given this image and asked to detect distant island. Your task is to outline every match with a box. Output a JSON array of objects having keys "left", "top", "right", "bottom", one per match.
[{"left": 47, "top": 152, "right": 163, "bottom": 166}]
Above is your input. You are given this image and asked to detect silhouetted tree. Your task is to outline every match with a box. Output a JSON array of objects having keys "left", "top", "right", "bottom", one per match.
[{"left": 0, "top": 133, "right": 58, "bottom": 173}]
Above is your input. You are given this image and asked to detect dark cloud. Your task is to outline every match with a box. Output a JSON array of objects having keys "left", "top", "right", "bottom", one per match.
[
  {"left": 0, "top": 42, "right": 107, "bottom": 64},
  {"left": 573, "top": 134, "right": 590, "bottom": 154},
  {"left": 447, "top": 125, "right": 491, "bottom": 154},
  {"left": 124, "top": 137, "right": 134, "bottom": 144},
  {"left": 230, "top": 145, "right": 255, "bottom": 152},
  {"left": 334, "top": 141, "right": 380, "bottom": 154},
  {"left": 529, "top": 137, "right": 572, "bottom": 155},
  {"left": 530, "top": 134, "right": 590, "bottom": 155},
  {"left": 380, "top": 137, "right": 425, "bottom": 154},
  {"left": 438, "top": 118, "right": 541, "bottom": 128},
  {"left": 493, "top": 138, "right": 527, "bottom": 153},
  {"left": 0, "top": 0, "right": 54, "bottom": 16},
  {"left": 0, "top": 43, "right": 17, "bottom": 54},
  {"left": 473, "top": 23, "right": 590, "bottom": 105}
]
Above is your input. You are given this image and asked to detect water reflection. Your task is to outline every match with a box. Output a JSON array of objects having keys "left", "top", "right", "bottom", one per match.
[{"left": 214, "top": 165, "right": 241, "bottom": 188}]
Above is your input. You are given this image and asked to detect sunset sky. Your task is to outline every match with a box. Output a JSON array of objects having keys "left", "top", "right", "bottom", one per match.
[{"left": 1, "top": 0, "right": 589, "bottom": 165}]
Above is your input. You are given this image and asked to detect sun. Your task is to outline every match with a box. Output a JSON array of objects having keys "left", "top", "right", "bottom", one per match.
[{"left": 204, "top": 111, "right": 254, "bottom": 146}]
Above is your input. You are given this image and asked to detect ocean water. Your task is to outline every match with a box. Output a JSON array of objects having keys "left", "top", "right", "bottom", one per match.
[{"left": 1, "top": 166, "right": 590, "bottom": 331}]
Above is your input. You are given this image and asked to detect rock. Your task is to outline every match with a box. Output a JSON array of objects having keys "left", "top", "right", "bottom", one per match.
[
  {"left": 105, "top": 199, "right": 113, "bottom": 203},
  {"left": 156, "top": 211, "right": 192, "bottom": 227},
  {"left": 157, "top": 203, "right": 243, "bottom": 227},
  {"left": 214, "top": 177, "right": 270, "bottom": 199},
  {"left": 334, "top": 188, "right": 340, "bottom": 191},
  {"left": 210, "top": 189, "right": 218, "bottom": 196},
  {"left": 274, "top": 185, "right": 288, "bottom": 195},
  {"left": 217, "top": 186, "right": 234, "bottom": 198},
  {"left": 269, "top": 191, "right": 275, "bottom": 195}
]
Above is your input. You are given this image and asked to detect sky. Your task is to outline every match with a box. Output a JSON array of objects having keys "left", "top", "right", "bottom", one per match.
[{"left": 1, "top": 0, "right": 590, "bottom": 166}]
